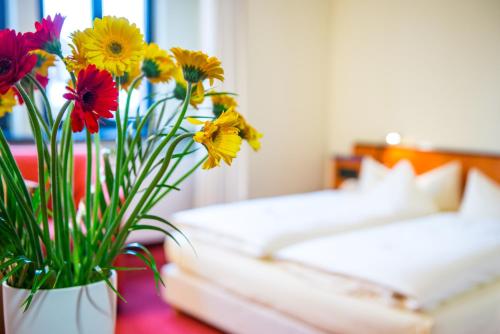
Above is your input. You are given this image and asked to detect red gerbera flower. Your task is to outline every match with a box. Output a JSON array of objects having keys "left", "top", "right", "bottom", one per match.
[
  {"left": 25, "top": 14, "right": 65, "bottom": 56},
  {"left": 0, "top": 29, "right": 37, "bottom": 94},
  {"left": 63, "top": 64, "right": 118, "bottom": 133}
]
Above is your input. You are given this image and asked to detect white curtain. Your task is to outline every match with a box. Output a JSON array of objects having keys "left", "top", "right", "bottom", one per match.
[{"left": 194, "top": 0, "right": 250, "bottom": 207}]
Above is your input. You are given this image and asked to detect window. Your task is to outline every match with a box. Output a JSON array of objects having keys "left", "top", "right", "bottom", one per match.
[{"left": 1, "top": 0, "right": 152, "bottom": 141}]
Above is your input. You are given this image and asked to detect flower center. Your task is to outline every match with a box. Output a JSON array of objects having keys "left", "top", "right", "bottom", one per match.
[
  {"left": 0, "top": 58, "right": 12, "bottom": 75},
  {"left": 82, "top": 90, "right": 95, "bottom": 109},
  {"left": 142, "top": 59, "right": 160, "bottom": 78},
  {"left": 183, "top": 66, "right": 204, "bottom": 83},
  {"left": 108, "top": 41, "right": 123, "bottom": 55}
]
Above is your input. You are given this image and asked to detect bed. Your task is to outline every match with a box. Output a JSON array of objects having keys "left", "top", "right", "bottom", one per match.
[{"left": 161, "top": 144, "right": 500, "bottom": 334}]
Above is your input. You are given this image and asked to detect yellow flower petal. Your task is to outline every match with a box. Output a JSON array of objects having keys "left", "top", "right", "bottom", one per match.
[
  {"left": 81, "top": 16, "right": 145, "bottom": 76},
  {"left": 0, "top": 89, "right": 18, "bottom": 118},
  {"left": 187, "top": 117, "right": 205, "bottom": 125},
  {"left": 171, "top": 47, "right": 224, "bottom": 85},
  {"left": 193, "top": 108, "right": 242, "bottom": 169},
  {"left": 142, "top": 43, "right": 175, "bottom": 83}
]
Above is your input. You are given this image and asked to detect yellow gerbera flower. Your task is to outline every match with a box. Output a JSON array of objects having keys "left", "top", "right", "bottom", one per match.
[
  {"left": 171, "top": 47, "right": 224, "bottom": 85},
  {"left": 65, "top": 30, "right": 89, "bottom": 72},
  {"left": 82, "top": 16, "right": 145, "bottom": 76},
  {"left": 142, "top": 43, "right": 175, "bottom": 83},
  {"left": 119, "top": 63, "right": 142, "bottom": 91},
  {"left": 189, "top": 108, "right": 242, "bottom": 169},
  {"left": 31, "top": 49, "right": 56, "bottom": 77},
  {"left": 211, "top": 94, "right": 238, "bottom": 117},
  {"left": 173, "top": 65, "right": 204, "bottom": 109},
  {"left": 237, "top": 116, "right": 263, "bottom": 151},
  {"left": 0, "top": 89, "right": 17, "bottom": 118}
]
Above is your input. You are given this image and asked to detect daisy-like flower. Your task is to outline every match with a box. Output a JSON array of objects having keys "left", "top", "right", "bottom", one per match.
[
  {"left": 0, "top": 29, "right": 37, "bottom": 94},
  {"left": 32, "top": 49, "right": 56, "bottom": 89},
  {"left": 82, "top": 16, "right": 145, "bottom": 76},
  {"left": 171, "top": 47, "right": 224, "bottom": 85},
  {"left": 172, "top": 65, "right": 204, "bottom": 109},
  {"left": 65, "top": 30, "right": 89, "bottom": 73},
  {"left": 63, "top": 64, "right": 118, "bottom": 133},
  {"left": 189, "top": 107, "right": 242, "bottom": 169},
  {"left": 32, "top": 49, "right": 56, "bottom": 76},
  {"left": 237, "top": 115, "right": 263, "bottom": 151},
  {"left": 211, "top": 94, "right": 238, "bottom": 117},
  {"left": 142, "top": 43, "right": 175, "bottom": 83},
  {"left": 0, "top": 89, "right": 18, "bottom": 117},
  {"left": 119, "top": 63, "right": 142, "bottom": 91},
  {"left": 25, "top": 14, "right": 65, "bottom": 56}
]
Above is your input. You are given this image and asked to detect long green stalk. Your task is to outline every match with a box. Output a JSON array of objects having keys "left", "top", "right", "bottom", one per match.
[
  {"left": 93, "top": 83, "right": 193, "bottom": 268},
  {"left": 26, "top": 73, "right": 54, "bottom": 126},
  {"left": 107, "top": 133, "right": 193, "bottom": 261},
  {"left": 50, "top": 102, "right": 71, "bottom": 265},
  {"left": 13, "top": 84, "right": 47, "bottom": 266}
]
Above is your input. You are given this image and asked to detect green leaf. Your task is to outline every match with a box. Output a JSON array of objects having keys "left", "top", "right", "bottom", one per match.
[
  {"left": 122, "top": 243, "right": 164, "bottom": 290},
  {"left": 136, "top": 214, "right": 196, "bottom": 256},
  {"left": 129, "top": 225, "right": 180, "bottom": 247}
]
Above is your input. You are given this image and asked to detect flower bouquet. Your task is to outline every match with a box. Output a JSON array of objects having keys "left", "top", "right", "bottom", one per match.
[{"left": 0, "top": 14, "right": 261, "bottom": 334}]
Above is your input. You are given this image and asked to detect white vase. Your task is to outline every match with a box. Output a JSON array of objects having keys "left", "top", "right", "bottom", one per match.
[
  {"left": 2, "top": 272, "right": 117, "bottom": 334},
  {"left": 0, "top": 286, "right": 4, "bottom": 334}
]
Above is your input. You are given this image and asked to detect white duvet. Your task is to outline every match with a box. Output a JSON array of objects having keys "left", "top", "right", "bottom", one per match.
[
  {"left": 172, "top": 184, "right": 437, "bottom": 257},
  {"left": 276, "top": 213, "right": 500, "bottom": 310}
]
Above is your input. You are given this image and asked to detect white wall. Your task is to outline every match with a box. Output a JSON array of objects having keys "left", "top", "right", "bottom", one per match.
[
  {"left": 245, "top": 0, "right": 331, "bottom": 197},
  {"left": 329, "top": 0, "right": 500, "bottom": 155},
  {"left": 193, "top": 0, "right": 331, "bottom": 203}
]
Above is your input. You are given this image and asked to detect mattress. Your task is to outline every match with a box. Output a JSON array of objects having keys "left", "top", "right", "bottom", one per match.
[
  {"left": 277, "top": 213, "right": 500, "bottom": 309},
  {"left": 171, "top": 188, "right": 437, "bottom": 258},
  {"left": 161, "top": 265, "right": 324, "bottom": 334},
  {"left": 162, "top": 264, "right": 500, "bottom": 334},
  {"left": 165, "top": 240, "right": 432, "bottom": 333},
  {"left": 165, "top": 239, "right": 500, "bottom": 334}
]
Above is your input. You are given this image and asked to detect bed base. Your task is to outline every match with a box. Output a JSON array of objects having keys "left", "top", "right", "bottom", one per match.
[{"left": 161, "top": 264, "right": 325, "bottom": 334}]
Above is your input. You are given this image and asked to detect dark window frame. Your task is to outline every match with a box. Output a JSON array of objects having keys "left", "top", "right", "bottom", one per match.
[{"left": 1, "top": 0, "right": 154, "bottom": 142}]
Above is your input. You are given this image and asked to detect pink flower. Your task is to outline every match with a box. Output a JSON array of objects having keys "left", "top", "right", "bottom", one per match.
[{"left": 25, "top": 14, "right": 65, "bottom": 56}]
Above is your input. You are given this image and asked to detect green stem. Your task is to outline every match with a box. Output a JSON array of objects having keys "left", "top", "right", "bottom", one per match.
[
  {"left": 14, "top": 84, "right": 47, "bottom": 266},
  {"left": 50, "top": 101, "right": 72, "bottom": 271},
  {"left": 93, "top": 83, "right": 193, "bottom": 268},
  {"left": 26, "top": 73, "right": 54, "bottom": 126},
  {"left": 108, "top": 133, "right": 193, "bottom": 261},
  {"left": 92, "top": 134, "right": 101, "bottom": 226},
  {"left": 145, "top": 154, "right": 207, "bottom": 212},
  {"left": 119, "top": 96, "right": 174, "bottom": 178},
  {"left": 107, "top": 80, "right": 122, "bottom": 228},
  {"left": 123, "top": 75, "right": 145, "bottom": 140},
  {"left": 144, "top": 140, "right": 194, "bottom": 210}
]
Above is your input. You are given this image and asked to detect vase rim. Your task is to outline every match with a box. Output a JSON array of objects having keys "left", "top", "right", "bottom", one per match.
[{"left": 2, "top": 270, "right": 116, "bottom": 292}]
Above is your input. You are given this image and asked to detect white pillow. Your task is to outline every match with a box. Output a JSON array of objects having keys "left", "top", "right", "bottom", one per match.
[
  {"left": 359, "top": 157, "right": 390, "bottom": 189},
  {"left": 416, "top": 161, "right": 461, "bottom": 211},
  {"left": 460, "top": 169, "right": 500, "bottom": 219},
  {"left": 362, "top": 160, "right": 438, "bottom": 217},
  {"left": 359, "top": 157, "right": 462, "bottom": 211}
]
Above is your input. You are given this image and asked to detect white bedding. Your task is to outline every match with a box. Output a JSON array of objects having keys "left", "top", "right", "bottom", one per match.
[
  {"left": 165, "top": 237, "right": 500, "bottom": 334},
  {"left": 172, "top": 184, "right": 437, "bottom": 258},
  {"left": 276, "top": 213, "right": 500, "bottom": 310},
  {"left": 166, "top": 239, "right": 433, "bottom": 333}
]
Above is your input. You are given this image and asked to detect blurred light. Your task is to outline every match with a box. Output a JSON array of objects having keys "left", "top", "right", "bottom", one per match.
[{"left": 385, "top": 132, "right": 401, "bottom": 145}]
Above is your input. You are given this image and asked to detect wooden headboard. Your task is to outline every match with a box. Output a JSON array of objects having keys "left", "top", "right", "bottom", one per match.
[{"left": 332, "top": 143, "right": 500, "bottom": 189}]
